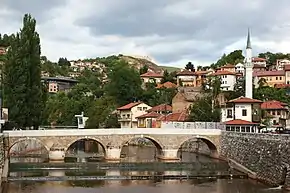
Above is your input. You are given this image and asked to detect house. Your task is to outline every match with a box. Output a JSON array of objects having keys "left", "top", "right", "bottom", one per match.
[
  {"left": 195, "top": 70, "right": 210, "bottom": 87},
  {"left": 156, "top": 111, "right": 188, "bottom": 127},
  {"left": 235, "top": 63, "right": 244, "bottom": 74},
  {"left": 221, "top": 96, "right": 262, "bottom": 123},
  {"left": 253, "top": 70, "right": 285, "bottom": 87},
  {"left": 140, "top": 71, "right": 163, "bottom": 84},
  {"left": 176, "top": 70, "right": 196, "bottom": 87},
  {"left": 156, "top": 81, "right": 177, "bottom": 89},
  {"left": 0, "top": 47, "right": 7, "bottom": 55},
  {"left": 253, "top": 64, "right": 266, "bottom": 72},
  {"left": 285, "top": 65, "right": 290, "bottom": 84},
  {"left": 147, "top": 104, "right": 172, "bottom": 114},
  {"left": 136, "top": 112, "right": 162, "bottom": 128},
  {"left": 252, "top": 57, "right": 267, "bottom": 67},
  {"left": 209, "top": 70, "right": 236, "bottom": 91},
  {"left": 117, "top": 102, "right": 151, "bottom": 128},
  {"left": 41, "top": 76, "right": 78, "bottom": 93},
  {"left": 261, "top": 100, "right": 289, "bottom": 127},
  {"left": 222, "top": 97, "right": 263, "bottom": 133},
  {"left": 276, "top": 59, "right": 290, "bottom": 70},
  {"left": 218, "top": 64, "right": 236, "bottom": 73}
]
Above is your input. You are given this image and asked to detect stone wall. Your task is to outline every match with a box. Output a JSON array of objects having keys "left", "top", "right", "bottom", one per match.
[{"left": 221, "top": 131, "right": 290, "bottom": 187}]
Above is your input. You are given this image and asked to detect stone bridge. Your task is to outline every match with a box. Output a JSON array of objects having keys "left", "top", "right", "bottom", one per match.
[{"left": 3, "top": 128, "right": 221, "bottom": 161}]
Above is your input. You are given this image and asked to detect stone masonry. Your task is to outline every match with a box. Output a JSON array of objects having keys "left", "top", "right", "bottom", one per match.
[
  {"left": 7, "top": 134, "right": 220, "bottom": 161},
  {"left": 221, "top": 131, "right": 290, "bottom": 188}
]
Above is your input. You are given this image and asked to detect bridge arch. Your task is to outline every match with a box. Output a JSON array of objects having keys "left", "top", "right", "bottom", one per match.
[
  {"left": 177, "top": 136, "right": 218, "bottom": 157},
  {"left": 120, "top": 136, "right": 164, "bottom": 160},
  {"left": 9, "top": 138, "right": 49, "bottom": 156},
  {"left": 65, "top": 137, "right": 107, "bottom": 157}
]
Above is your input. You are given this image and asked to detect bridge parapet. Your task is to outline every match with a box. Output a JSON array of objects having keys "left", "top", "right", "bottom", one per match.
[{"left": 4, "top": 128, "right": 222, "bottom": 161}]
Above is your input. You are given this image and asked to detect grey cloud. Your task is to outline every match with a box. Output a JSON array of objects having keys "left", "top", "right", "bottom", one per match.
[{"left": 1, "top": 0, "right": 65, "bottom": 23}]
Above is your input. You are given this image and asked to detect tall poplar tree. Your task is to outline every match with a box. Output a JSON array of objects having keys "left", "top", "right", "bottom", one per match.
[{"left": 3, "top": 14, "right": 44, "bottom": 129}]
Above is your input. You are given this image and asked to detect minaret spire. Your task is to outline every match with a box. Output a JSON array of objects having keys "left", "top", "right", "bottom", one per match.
[
  {"left": 245, "top": 28, "right": 253, "bottom": 99},
  {"left": 246, "top": 28, "right": 252, "bottom": 49}
]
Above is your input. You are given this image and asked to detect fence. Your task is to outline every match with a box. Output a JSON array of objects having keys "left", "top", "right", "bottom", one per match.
[{"left": 160, "top": 122, "right": 226, "bottom": 130}]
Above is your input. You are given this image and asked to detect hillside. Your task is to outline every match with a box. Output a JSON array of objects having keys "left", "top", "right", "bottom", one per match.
[{"left": 120, "top": 55, "right": 180, "bottom": 73}]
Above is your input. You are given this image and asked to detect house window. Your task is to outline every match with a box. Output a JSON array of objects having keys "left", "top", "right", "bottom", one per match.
[
  {"left": 272, "top": 111, "right": 276, "bottom": 115},
  {"left": 242, "top": 109, "right": 247, "bottom": 116},
  {"left": 246, "top": 127, "right": 250, "bottom": 132},
  {"left": 227, "top": 109, "right": 233, "bottom": 118},
  {"left": 241, "top": 127, "right": 245, "bottom": 132},
  {"left": 226, "top": 126, "right": 230, "bottom": 131},
  {"left": 276, "top": 77, "right": 278, "bottom": 80},
  {"left": 277, "top": 111, "right": 280, "bottom": 115},
  {"left": 280, "top": 77, "right": 282, "bottom": 80},
  {"left": 143, "top": 107, "right": 147, "bottom": 111},
  {"left": 137, "top": 107, "right": 142, "bottom": 111}
]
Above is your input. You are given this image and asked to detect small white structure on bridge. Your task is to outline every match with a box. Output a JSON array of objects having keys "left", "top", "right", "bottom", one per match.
[{"left": 75, "top": 112, "right": 88, "bottom": 129}]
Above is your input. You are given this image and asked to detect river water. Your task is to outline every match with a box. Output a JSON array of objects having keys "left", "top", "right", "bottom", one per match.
[{"left": 2, "top": 145, "right": 284, "bottom": 193}]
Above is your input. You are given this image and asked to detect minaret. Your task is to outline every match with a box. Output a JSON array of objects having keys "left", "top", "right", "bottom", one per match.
[{"left": 245, "top": 29, "right": 253, "bottom": 99}]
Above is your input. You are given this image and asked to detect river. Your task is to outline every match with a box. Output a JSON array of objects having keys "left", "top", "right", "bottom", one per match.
[{"left": 2, "top": 145, "right": 285, "bottom": 193}]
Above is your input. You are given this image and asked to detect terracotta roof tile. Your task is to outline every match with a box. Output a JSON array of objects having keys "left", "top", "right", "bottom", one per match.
[
  {"left": 228, "top": 96, "right": 262, "bottom": 103},
  {"left": 285, "top": 65, "right": 290, "bottom": 71},
  {"left": 147, "top": 104, "right": 172, "bottom": 112},
  {"left": 156, "top": 81, "right": 177, "bottom": 89},
  {"left": 136, "top": 112, "right": 162, "bottom": 119},
  {"left": 253, "top": 70, "right": 285, "bottom": 77},
  {"left": 220, "top": 64, "right": 235, "bottom": 68},
  {"left": 195, "top": 70, "right": 210, "bottom": 75},
  {"left": 157, "top": 111, "right": 188, "bottom": 122},
  {"left": 117, "top": 102, "right": 143, "bottom": 110},
  {"left": 140, "top": 71, "right": 163, "bottom": 78},
  {"left": 224, "top": 119, "right": 259, "bottom": 125},
  {"left": 210, "top": 70, "right": 236, "bottom": 76},
  {"left": 176, "top": 70, "right": 196, "bottom": 76},
  {"left": 275, "top": 84, "right": 290, "bottom": 88},
  {"left": 261, "top": 100, "right": 288, "bottom": 110},
  {"left": 252, "top": 57, "right": 267, "bottom": 62}
]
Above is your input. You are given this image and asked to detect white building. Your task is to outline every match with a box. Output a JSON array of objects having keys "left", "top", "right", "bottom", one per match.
[
  {"left": 117, "top": 102, "right": 151, "bottom": 128},
  {"left": 221, "top": 97, "right": 262, "bottom": 122},
  {"left": 252, "top": 57, "right": 267, "bottom": 67},
  {"left": 140, "top": 71, "right": 163, "bottom": 84},
  {"left": 235, "top": 63, "right": 244, "bottom": 74},
  {"left": 276, "top": 59, "right": 290, "bottom": 70},
  {"left": 210, "top": 70, "right": 236, "bottom": 91}
]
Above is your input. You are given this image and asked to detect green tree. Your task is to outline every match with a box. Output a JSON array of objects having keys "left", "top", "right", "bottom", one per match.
[
  {"left": 139, "top": 65, "right": 148, "bottom": 75},
  {"left": 3, "top": 14, "right": 45, "bottom": 129},
  {"left": 211, "top": 50, "right": 244, "bottom": 69},
  {"left": 105, "top": 60, "right": 143, "bottom": 106},
  {"left": 188, "top": 95, "right": 221, "bottom": 122},
  {"left": 58, "top": 57, "right": 70, "bottom": 66},
  {"left": 185, "top": 62, "right": 195, "bottom": 71}
]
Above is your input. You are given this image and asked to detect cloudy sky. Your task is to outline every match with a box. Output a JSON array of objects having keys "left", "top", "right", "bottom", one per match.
[{"left": 1, "top": 0, "right": 290, "bottom": 67}]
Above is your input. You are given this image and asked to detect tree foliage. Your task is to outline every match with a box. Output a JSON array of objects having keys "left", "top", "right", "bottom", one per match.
[
  {"left": 185, "top": 62, "right": 195, "bottom": 71},
  {"left": 211, "top": 50, "right": 244, "bottom": 69},
  {"left": 3, "top": 14, "right": 45, "bottom": 129}
]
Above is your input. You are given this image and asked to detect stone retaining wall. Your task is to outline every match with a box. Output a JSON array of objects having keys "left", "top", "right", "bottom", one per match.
[{"left": 221, "top": 131, "right": 290, "bottom": 188}]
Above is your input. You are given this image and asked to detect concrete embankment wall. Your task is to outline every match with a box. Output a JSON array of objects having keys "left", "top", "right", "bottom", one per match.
[{"left": 220, "top": 131, "right": 290, "bottom": 188}]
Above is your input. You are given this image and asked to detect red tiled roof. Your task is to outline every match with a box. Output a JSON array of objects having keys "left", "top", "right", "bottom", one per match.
[
  {"left": 195, "top": 70, "right": 210, "bottom": 75},
  {"left": 228, "top": 96, "right": 262, "bottom": 103},
  {"left": 285, "top": 65, "right": 290, "bottom": 71},
  {"left": 156, "top": 81, "right": 177, "bottom": 89},
  {"left": 224, "top": 119, "right": 259, "bottom": 125},
  {"left": 220, "top": 64, "right": 235, "bottom": 68},
  {"left": 147, "top": 104, "right": 172, "bottom": 112},
  {"left": 140, "top": 71, "right": 163, "bottom": 78},
  {"left": 176, "top": 70, "right": 196, "bottom": 76},
  {"left": 210, "top": 70, "right": 236, "bottom": 76},
  {"left": 252, "top": 57, "right": 267, "bottom": 62},
  {"left": 117, "top": 102, "right": 143, "bottom": 110},
  {"left": 275, "top": 84, "right": 290, "bottom": 89},
  {"left": 136, "top": 112, "right": 162, "bottom": 119},
  {"left": 157, "top": 111, "right": 188, "bottom": 122},
  {"left": 261, "top": 100, "right": 288, "bottom": 110},
  {"left": 253, "top": 70, "right": 285, "bottom": 77}
]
